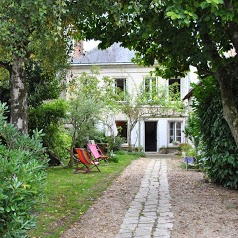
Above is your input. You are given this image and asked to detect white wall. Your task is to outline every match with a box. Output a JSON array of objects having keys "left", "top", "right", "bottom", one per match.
[{"left": 69, "top": 63, "right": 193, "bottom": 151}]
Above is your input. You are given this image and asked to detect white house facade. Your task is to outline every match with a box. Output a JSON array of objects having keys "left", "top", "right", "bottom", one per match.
[{"left": 69, "top": 42, "right": 198, "bottom": 152}]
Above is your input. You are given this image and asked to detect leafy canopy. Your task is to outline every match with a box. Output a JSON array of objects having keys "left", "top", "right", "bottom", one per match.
[{"left": 82, "top": 0, "right": 238, "bottom": 79}]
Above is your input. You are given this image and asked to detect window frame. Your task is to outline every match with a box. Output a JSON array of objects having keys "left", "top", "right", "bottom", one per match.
[
  {"left": 168, "top": 121, "right": 182, "bottom": 145},
  {"left": 168, "top": 78, "right": 181, "bottom": 101},
  {"left": 115, "top": 120, "right": 127, "bottom": 142},
  {"left": 144, "top": 76, "right": 157, "bottom": 101},
  {"left": 114, "top": 78, "right": 127, "bottom": 101}
]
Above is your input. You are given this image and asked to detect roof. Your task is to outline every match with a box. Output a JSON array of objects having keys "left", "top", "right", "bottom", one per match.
[
  {"left": 72, "top": 42, "right": 136, "bottom": 64},
  {"left": 182, "top": 81, "right": 202, "bottom": 100}
]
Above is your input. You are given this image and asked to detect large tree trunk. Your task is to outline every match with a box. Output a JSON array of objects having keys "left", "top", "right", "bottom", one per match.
[
  {"left": 10, "top": 54, "right": 28, "bottom": 134},
  {"left": 217, "top": 66, "right": 238, "bottom": 147}
]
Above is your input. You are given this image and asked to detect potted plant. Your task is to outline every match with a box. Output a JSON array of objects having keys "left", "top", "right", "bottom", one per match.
[{"left": 159, "top": 146, "right": 168, "bottom": 154}]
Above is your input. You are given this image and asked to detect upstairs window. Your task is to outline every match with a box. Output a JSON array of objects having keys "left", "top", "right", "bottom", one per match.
[
  {"left": 144, "top": 77, "right": 157, "bottom": 101},
  {"left": 169, "top": 78, "right": 181, "bottom": 101},
  {"left": 115, "top": 78, "right": 126, "bottom": 100}
]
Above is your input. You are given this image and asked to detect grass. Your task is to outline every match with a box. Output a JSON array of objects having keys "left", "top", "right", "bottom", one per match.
[{"left": 28, "top": 152, "right": 141, "bottom": 238}]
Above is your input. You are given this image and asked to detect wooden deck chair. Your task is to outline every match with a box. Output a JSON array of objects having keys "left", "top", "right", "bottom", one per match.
[
  {"left": 74, "top": 148, "right": 100, "bottom": 174},
  {"left": 87, "top": 143, "right": 109, "bottom": 163}
]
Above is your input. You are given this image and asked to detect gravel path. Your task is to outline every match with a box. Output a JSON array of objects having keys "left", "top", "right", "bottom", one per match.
[
  {"left": 61, "top": 156, "right": 238, "bottom": 238},
  {"left": 61, "top": 157, "right": 151, "bottom": 238}
]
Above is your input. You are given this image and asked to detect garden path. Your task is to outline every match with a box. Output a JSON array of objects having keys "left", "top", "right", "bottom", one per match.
[{"left": 61, "top": 156, "right": 238, "bottom": 238}]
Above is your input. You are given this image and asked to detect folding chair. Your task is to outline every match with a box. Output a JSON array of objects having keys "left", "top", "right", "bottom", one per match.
[
  {"left": 87, "top": 143, "right": 109, "bottom": 163},
  {"left": 74, "top": 148, "right": 100, "bottom": 174}
]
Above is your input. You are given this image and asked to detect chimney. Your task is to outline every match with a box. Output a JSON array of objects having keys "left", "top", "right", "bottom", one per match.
[{"left": 74, "top": 41, "right": 84, "bottom": 58}]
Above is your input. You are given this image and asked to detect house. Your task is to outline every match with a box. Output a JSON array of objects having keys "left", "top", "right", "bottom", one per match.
[{"left": 68, "top": 42, "right": 198, "bottom": 152}]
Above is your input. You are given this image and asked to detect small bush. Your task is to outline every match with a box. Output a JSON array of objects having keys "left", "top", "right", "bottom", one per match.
[
  {"left": 109, "top": 155, "right": 119, "bottom": 163},
  {"left": 178, "top": 143, "right": 193, "bottom": 154},
  {"left": 0, "top": 103, "right": 47, "bottom": 237},
  {"left": 106, "top": 136, "right": 126, "bottom": 152},
  {"left": 29, "top": 99, "right": 68, "bottom": 165}
]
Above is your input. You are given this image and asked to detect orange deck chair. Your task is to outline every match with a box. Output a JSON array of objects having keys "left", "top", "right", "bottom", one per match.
[
  {"left": 87, "top": 143, "right": 109, "bottom": 163},
  {"left": 74, "top": 148, "right": 100, "bottom": 174}
]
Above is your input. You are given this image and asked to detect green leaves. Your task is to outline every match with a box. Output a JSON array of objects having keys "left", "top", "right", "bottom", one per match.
[
  {"left": 193, "top": 77, "right": 238, "bottom": 189},
  {"left": 166, "top": 11, "right": 183, "bottom": 20},
  {"left": 0, "top": 102, "right": 47, "bottom": 237},
  {"left": 200, "top": 0, "right": 224, "bottom": 9}
]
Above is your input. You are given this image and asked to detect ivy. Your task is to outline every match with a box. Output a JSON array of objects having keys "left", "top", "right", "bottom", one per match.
[{"left": 193, "top": 78, "right": 238, "bottom": 189}]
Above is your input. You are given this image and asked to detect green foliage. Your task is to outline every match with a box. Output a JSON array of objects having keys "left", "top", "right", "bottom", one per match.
[
  {"left": 0, "top": 68, "right": 10, "bottom": 108},
  {"left": 28, "top": 152, "right": 140, "bottom": 238},
  {"left": 193, "top": 78, "right": 238, "bottom": 189},
  {"left": 83, "top": 0, "right": 238, "bottom": 149},
  {"left": 89, "top": 130, "right": 107, "bottom": 144},
  {"left": 67, "top": 93, "right": 101, "bottom": 147},
  {"left": 109, "top": 155, "right": 119, "bottom": 163},
  {"left": 29, "top": 99, "right": 69, "bottom": 164},
  {"left": 78, "top": 0, "right": 238, "bottom": 188},
  {"left": 0, "top": 0, "right": 71, "bottom": 61},
  {"left": 186, "top": 147, "right": 197, "bottom": 157},
  {"left": 179, "top": 143, "right": 193, "bottom": 154},
  {"left": 184, "top": 112, "right": 200, "bottom": 150},
  {"left": 26, "top": 60, "right": 65, "bottom": 108},
  {"left": 88, "top": 0, "right": 238, "bottom": 79},
  {"left": 106, "top": 135, "right": 126, "bottom": 152},
  {"left": 0, "top": 103, "right": 47, "bottom": 237},
  {"left": 115, "top": 150, "right": 127, "bottom": 155},
  {"left": 89, "top": 131, "right": 125, "bottom": 153},
  {"left": 66, "top": 68, "right": 110, "bottom": 166},
  {"left": 0, "top": 0, "right": 73, "bottom": 132}
]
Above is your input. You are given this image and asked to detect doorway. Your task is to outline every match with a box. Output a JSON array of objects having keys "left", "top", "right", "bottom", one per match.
[{"left": 145, "top": 121, "right": 157, "bottom": 152}]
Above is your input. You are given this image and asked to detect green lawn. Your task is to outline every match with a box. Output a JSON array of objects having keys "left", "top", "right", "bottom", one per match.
[{"left": 28, "top": 152, "right": 141, "bottom": 238}]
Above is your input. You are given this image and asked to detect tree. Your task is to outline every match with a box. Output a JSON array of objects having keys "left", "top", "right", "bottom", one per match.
[
  {"left": 83, "top": 0, "right": 238, "bottom": 147},
  {"left": 66, "top": 67, "right": 114, "bottom": 167},
  {"left": 0, "top": 0, "right": 71, "bottom": 133},
  {"left": 0, "top": 0, "right": 121, "bottom": 134}
]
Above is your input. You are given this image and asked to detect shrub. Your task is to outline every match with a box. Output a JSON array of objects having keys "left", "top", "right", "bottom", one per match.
[
  {"left": 29, "top": 99, "right": 68, "bottom": 165},
  {"left": 193, "top": 77, "right": 238, "bottom": 189},
  {"left": 106, "top": 135, "right": 126, "bottom": 152},
  {"left": 109, "top": 155, "right": 119, "bottom": 163},
  {"left": 0, "top": 103, "right": 48, "bottom": 237},
  {"left": 178, "top": 143, "right": 193, "bottom": 154}
]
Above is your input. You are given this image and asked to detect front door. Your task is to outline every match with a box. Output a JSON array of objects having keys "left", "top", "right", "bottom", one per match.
[{"left": 145, "top": 121, "right": 157, "bottom": 152}]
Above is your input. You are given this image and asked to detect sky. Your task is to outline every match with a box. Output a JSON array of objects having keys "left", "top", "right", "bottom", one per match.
[{"left": 83, "top": 40, "right": 100, "bottom": 51}]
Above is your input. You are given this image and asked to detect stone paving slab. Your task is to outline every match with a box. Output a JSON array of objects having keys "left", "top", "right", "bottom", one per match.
[{"left": 115, "top": 159, "right": 173, "bottom": 238}]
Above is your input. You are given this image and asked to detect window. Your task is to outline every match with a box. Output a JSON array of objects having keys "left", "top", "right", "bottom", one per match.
[
  {"left": 169, "top": 121, "right": 182, "bottom": 144},
  {"left": 116, "top": 121, "right": 127, "bottom": 142},
  {"left": 169, "top": 78, "right": 181, "bottom": 100},
  {"left": 115, "top": 78, "right": 126, "bottom": 101},
  {"left": 144, "top": 77, "right": 157, "bottom": 101}
]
